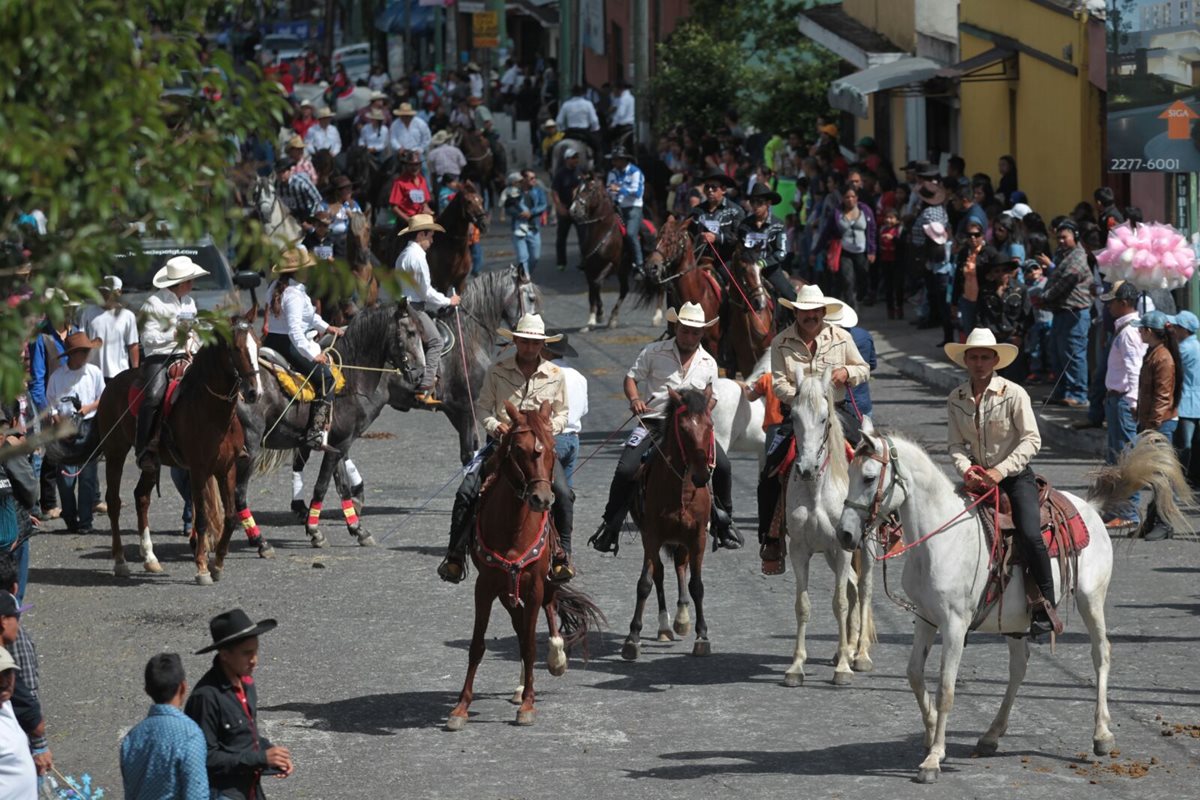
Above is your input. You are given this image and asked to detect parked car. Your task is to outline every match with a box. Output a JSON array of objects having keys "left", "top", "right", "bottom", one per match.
[
  {"left": 332, "top": 42, "right": 370, "bottom": 64},
  {"left": 112, "top": 236, "right": 260, "bottom": 314}
]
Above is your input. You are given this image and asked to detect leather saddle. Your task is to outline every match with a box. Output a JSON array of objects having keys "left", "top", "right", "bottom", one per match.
[
  {"left": 128, "top": 358, "right": 190, "bottom": 421},
  {"left": 981, "top": 475, "right": 1090, "bottom": 561},
  {"left": 258, "top": 347, "right": 346, "bottom": 402}
]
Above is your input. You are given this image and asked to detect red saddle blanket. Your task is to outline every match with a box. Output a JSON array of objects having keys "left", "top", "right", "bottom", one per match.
[
  {"left": 128, "top": 379, "right": 182, "bottom": 420},
  {"left": 972, "top": 476, "right": 1090, "bottom": 561}
]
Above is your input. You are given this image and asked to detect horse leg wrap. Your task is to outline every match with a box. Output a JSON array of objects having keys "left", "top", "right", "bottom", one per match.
[
  {"left": 341, "top": 499, "right": 360, "bottom": 528},
  {"left": 307, "top": 501, "right": 323, "bottom": 528},
  {"left": 238, "top": 508, "right": 262, "bottom": 540}
]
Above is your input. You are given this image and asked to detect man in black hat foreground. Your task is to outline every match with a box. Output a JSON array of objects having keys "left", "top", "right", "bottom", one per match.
[
  {"left": 736, "top": 183, "right": 796, "bottom": 305},
  {"left": 186, "top": 609, "right": 292, "bottom": 799}
]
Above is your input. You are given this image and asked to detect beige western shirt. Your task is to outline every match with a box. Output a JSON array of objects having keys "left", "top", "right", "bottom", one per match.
[
  {"left": 477, "top": 355, "right": 568, "bottom": 437},
  {"left": 627, "top": 338, "right": 718, "bottom": 420},
  {"left": 947, "top": 375, "right": 1041, "bottom": 480},
  {"left": 770, "top": 323, "right": 869, "bottom": 406}
]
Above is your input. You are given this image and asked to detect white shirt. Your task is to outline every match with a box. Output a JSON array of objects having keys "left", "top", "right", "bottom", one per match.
[
  {"left": 1106, "top": 311, "right": 1148, "bottom": 404},
  {"left": 500, "top": 65, "right": 520, "bottom": 92},
  {"left": 80, "top": 305, "right": 139, "bottom": 378},
  {"left": 468, "top": 72, "right": 483, "bottom": 99},
  {"left": 427, "top": 144, "right": 467, "bottom": 181},
  {"left": 358, "top": 122, "right": 389, "bottom": 153},
  {"left": 552, "top": 360, "right": 589, "bottom": 435},
  {"left": 396, "top": 240, "right": 453, "bottom": 310},
  {"left": 46, "top": 362, "right": 105, "bottom": 421},
  {"left": 556, "top": 96, "right": 600, "bottom": 131},
  {"left": 611, "top": 90, "right": 635, "bottom": 126},
  {"left": 627, "top": 338, "right": 718, "bottom": 419},
  {"left": 367, "top": 72, "right": 390, "bottom": 92},
  {"left": 390, "top": 116, "right": 432, "bottom": 154},
  {"left": 0, "top": 702, "right": 36, "bottom": 800},
  {"left": 305, "top": 123, "right": 342, "bottom": 156},
  {"left": 140, "top": 288, "right": 199, "bottom": 357},
  {"left": 266, "top": 281, "right": 329, "bottom": 358}
]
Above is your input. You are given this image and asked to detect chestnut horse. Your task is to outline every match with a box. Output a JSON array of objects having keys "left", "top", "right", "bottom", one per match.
[
  {"left": 49, "top": 314, "right": 263, "bottom": 584},
  {"left": 429, "top": 181, "right": 489, "bottom": 294},
  {"left": 570, "top": 173, "right": 633, "bottom": 332},
  {"left": 642, "top": 214, "right": 721, "bottom": 356},
  {"left": 458, "top": 129, "right": 503, "bottom": 210},
  {"left": 622, "top": 386, "right": 716, "bottom": 660},
  {"left": 447, "top": 401, "right": 604, "bottom": 730},
  {"left": 726, "top": 247, "right": 775, "bottom": 378}
]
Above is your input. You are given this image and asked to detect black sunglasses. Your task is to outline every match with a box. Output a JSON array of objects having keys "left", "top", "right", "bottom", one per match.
[
  {"left": 703, "top": 183, "right": 723, "bottom": 191},
  {"left": 966, "top": 230, "right": 983, "bottom": 237}
]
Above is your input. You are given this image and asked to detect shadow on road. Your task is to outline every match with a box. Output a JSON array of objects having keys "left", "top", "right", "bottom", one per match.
[{"left": 261, "top": 691, "right": 461, "bottom": 734}]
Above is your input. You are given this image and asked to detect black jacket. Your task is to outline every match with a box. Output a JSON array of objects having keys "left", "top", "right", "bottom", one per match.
[
  {"left": 185, "top": 659, "right": 275, "bottom": 800},
  {"left": 735, "top": 214, "right": 788, "bottom": 271},
  {"left": 689, "top": 198, "right": 746, "bottom": 255}
]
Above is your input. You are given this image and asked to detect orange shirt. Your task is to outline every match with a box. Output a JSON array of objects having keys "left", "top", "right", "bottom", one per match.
[{"left": 753, "top": 373, "right": 785, "bottom": 430}]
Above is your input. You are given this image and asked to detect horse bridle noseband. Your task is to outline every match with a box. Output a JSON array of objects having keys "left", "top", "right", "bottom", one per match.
[
  {"left": 844, "top": 436, "right": 905, "bottom": 531},
  {"left": 795, "top": 414, "right": 833, "bottom": 482},
  {"left": 206, "top": 321, "right": 260, "bottom": 402}
]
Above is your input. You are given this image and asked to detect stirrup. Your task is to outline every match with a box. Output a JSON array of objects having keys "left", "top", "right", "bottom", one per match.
[
  {"left": 415, "top": 391, "right": 443, "bottom": 408},
  {"left": 548, "top": 557, "right": 575, "bottom": 583},
  {"left": 587, "top": 522, "right": 620, "bottom": 555},
  {"left": 437, "top": 556, "right": 467, "bottom": 584},
  {"left": 759, "top": 538, "right": 786, "bottom": 575}
]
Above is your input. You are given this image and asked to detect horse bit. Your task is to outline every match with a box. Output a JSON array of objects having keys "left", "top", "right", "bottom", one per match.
[{"left": 843, "top": 435, "right": 906, "bottom": 531}]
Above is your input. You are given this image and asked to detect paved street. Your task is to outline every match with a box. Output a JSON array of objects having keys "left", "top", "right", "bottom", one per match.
[{"left": 26, "top": 225, "right": 1200, "bottom": 798}]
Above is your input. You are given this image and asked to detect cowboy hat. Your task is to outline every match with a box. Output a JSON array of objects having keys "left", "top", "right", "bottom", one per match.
[
  {"left": 945, "top": 328, "right": 1018, "bottom": 370},
  {"left": 543, "top": 333, "right": 579, "bottom": 359},
  {"left": 368, "top": 90, "right": 388, "bottom": 102},
  {"left": 541, "top": 119, "right": 558, "bottom": 130},
  {"left": 466, "top": 61, "right": 481, "bottom": 72},
  {"left": 922, "top": 220, "right": 949, "bottom": 245},
  {"left": 609, "top": 146, "right": 634, "bottom": 162},
  {"left": 286, "top": 135, "right": 304, "bottom": 150},
  {"left": 331, "top": 174, "right": 355, "bottom": 191},
  {"left": 63, "top": 331, "right": 101, "bottom": 355},
  {"left": 316, "top": 106, "right": 335, "bottom": 119},
  {"left": 396, "top": 213, "right": 446, "bottom": 237},
  {"left": 826, "top": 304, "right": 858, "bottom": 329},
  {"left": 917, "top": 182, "right": 946, "bottom": 206},
  {"left": 152, "top": 255, "right": 210, "bottom": 288},
  {"left": 365, "top": 109, "right": 387, "bottom": 122},
  {"left": 498, "top": 313, "right": 563, "bottom": 343},
  {"left": 666, "top": 301, "right": 719, "bottom": 329},
  {"left": 430, "top": 129, "right": 453, "bottom": 146},
  {"left": 746, "top": 182, "right": 781, "bottom": 205},
  {"left": 779, "top": 284, "right": 844, "bottom": 315},
  {"left": 195, "top": 608, "right": 278, "bottom": 654},
  {"left": 697, "top": 167, "right": 736, "bottom": 190},
  {"left": 393, "top": 102, "right": 417, "bottom": 117},
  {"left": 272, "top": 248, "right": 313, "bottom": 274}
]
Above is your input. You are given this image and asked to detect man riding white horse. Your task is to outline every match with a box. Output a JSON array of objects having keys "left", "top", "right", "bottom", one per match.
[{"left": 757, "top": 285, "right": 869, "bottom": 571}]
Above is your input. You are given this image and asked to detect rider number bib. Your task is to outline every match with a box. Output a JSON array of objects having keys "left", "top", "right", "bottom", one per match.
[
  {"left": 409, "top": 188, "right": 426, "bottom": 203},
  {"left": 744, "top": 231, "right": 767, "bottom": 248},
  {"left": 625, "top": 426, "right": 650, "bottom": 448},
  {"left": 702, "top": 219, "right": 720, "bottom": 234},
  {"left": 314, "top": 245, "right": 334, "bottom": 261}
]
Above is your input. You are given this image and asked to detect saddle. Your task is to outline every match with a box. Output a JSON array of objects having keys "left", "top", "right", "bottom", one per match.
[
  {"left": 128, "top": 357, "right": 191, "bottom": 420},
  {"left": 258, "top": 347, "right": 347, "bottom": 402}
]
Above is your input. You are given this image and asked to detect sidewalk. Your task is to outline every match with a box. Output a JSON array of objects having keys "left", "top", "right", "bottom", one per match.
[{"left": 861, "top": 302, "right": 1107, "bottom": 459}]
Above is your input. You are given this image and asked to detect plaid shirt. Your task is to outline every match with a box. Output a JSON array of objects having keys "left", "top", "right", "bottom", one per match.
[
  {"left": 6, "top": 628, "right": 45, "bottom": 750},
  {"left": 279, "top": 172, "right": 323, "bottom": 220}
]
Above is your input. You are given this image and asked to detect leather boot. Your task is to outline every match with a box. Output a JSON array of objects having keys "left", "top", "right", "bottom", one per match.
[
  {"left": 1028, "top": 553, "right": 1058, "bottom": 636},
  {"left": 587, "top": 520, "right": 621, "bottom": 555},
  {"left": 304, "top": 401, "right": 332, "bottom": 449},
  {"left": 437, "top": 493, "right": 474, "bottom": 583},
  {"left": 710, "top": 504, "right": 743, "bottom": 551}
]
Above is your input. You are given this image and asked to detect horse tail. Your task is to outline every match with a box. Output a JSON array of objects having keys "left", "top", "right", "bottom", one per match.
[
  {"left": 253, "top": 446, "right": 295, "bottom": 478},
  {"left": 42, "top": 416, "right": 102, "bottom": 467},
  {"left": 555, "top": 583, "right": 607, "bottom": 659},
  {"left": 1087, "top": 431, "right": 1194, "bottom": 535},
  {"left": 634, "top": 260, "right": 665, "bottom": 309}
]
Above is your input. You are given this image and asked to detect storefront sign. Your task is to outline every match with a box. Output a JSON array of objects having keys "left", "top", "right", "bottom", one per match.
[{"left": 473, "top": 11, "right": 499, "bottom": 48}]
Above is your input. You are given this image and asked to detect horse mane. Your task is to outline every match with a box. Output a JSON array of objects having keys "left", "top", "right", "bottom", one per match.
[
  {"left": 336, "top": 305, "right": 394, "bottom": 365},
  {"left": 665, "top": 387, "right": 710, "bottom": 421},
  {"left": 179, "top": 333, "right": 234, "bottom": 396},
  {"left": 796, "top": 375, "right": 848, "bottom": 485},
  {"left": 871, "top": 428, "right": 955, "bottom": 496},
  {"left": 461, "top": 267, "right": 540, "bottom": 330}
]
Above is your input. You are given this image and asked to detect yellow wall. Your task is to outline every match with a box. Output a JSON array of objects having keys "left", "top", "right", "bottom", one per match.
[
  {"left": 845, "top": 0, "right": 916, "bottom": 52},
  {"left": 959, "top": 0, "right": 1102, "bottom": 215}
]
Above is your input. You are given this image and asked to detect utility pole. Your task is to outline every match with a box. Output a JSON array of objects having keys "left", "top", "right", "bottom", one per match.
[
  {"left": 491, "top": 0, "right": 507, "bottom": 75},
  {"left": 403, "top": 0, "right": 412, "bottom": 73},
  {"left": 435, "top": 4, "right": 443, "bottom": 75},
  {"left": 445, "top": 3, "right": 457, "bottom": 75},
  {"left": 559, "top": 0, "right": 573, "bottom": 105},
  {"left": 632, "top": 0, "right": 649, "bottom": 144}
]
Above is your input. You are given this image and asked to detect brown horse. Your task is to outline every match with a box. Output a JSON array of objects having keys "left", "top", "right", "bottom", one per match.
[
  {"left": 446, "top": 401, "right": 603, "bottom": 730},
  {"left": 312, "top": 210, "right": 379, "bottom": 327},
  {"left": 622, "top": 386, "right": 716, "bottom": 660},
  {"left": 457, "top": 129, "right": 502, "bottom": 210},
  {"left": 570, "top": 173, "right": 633, "bottom": 332},
  {"left": 642, "top": 214, "right": 722, "bottom": 356},
  {"left": 726, "top": 248, "right": 775, "bottom": 377},
  {"left": 429, "top": 181, "right": 489, "bottom": 294},
  {"left": 49, "top": 313, "right": 262, "bottom": 584}
]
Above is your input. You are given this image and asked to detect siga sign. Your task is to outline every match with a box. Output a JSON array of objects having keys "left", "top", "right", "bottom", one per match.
[{"left": 473, "top": 11, "right": 499, "bottom": 48}]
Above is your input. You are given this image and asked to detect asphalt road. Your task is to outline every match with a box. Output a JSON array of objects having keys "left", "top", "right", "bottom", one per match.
[{"left": 26, "top": 224, "right": 1200, "bottom": 798}]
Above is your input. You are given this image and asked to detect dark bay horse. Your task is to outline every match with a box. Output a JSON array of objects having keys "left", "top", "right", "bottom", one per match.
[
  {"left": 312, "top": 210, "right": 380, "bottom": 328},
  {"left": 446, "top": 401, "right": 603, "bottom": 730},
  {"left": 570, "top": 173, "right": 633, "bottom": 332},
  {"left": 50, "top": 314, "right": 262, "bottom": 584},
  {"left": 642, "top": 214, "right": 722, "bottom": 356},
  {"left": 726, "top": 248, "right": 775, "bottom": 378},
  {"left": 429, "top": 181, "right": 489, "bottom": 294},
  {"left": 623, "top": 386, "right": 716, "bottom": 659},
  {"left": 343, "top": 145, "right": 389, "bottom": 218},
  {"left": 458, "top": 129, "right": 504, "bottom": 210}
]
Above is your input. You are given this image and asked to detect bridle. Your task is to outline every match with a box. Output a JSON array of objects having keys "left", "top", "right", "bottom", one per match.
[
  {"left": 670, "top": 403, "right": 716, "bottom": 477},
  {"left": 844, "top": 436, "right": 906, "bottom": 532},
  {"left": 498, "top": 425, "right": 555, "bottom": 503},
  {"left": 206, "top": 321, "right": 261, "bottom": 402},
  {"left": 795, "top": 411, "right": 833, "bottom": 482}
]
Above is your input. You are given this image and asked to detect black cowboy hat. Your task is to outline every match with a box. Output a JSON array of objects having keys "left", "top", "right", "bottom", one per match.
[
  {"left": 609, "top": 146, "right": 635, "bottom": 162},
  {"left": 543, "top": 333, "right": 579, "bottom": 359},
  {"left": 698, "top": 167, "right": 737, "bottom": 190},
  {"left": 746, "top": 182, "right": 781, "bottom": 205},
  {"left": 195, "top": 608, "right": 278, "bottom": 654}
]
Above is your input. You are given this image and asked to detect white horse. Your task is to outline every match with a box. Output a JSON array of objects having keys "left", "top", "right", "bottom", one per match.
[
  {"left": 712, "top": 352, "right": 770, "bottom": 469},
  {"left": 836, "top": 427, "right": 1189, "bottom": 783},
  {"left": 251, "top": 174, "right": 304, "bottom": 250},
  {"left": 781, "top": 370, "right": 875, "bottom": 687}
]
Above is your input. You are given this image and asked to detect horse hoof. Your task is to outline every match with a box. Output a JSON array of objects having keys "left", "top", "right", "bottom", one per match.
[
  {"left": 114, "top": 562, "right": 131, "bottom": 578},
  {"left": 356, "top": 531, "right": 376, "bottom": 547},
  {"left": 143, "top": 559, "right": 163, "bottom": 574},
  {"left": 691, "top": 639, "right": 711, "bottom": 657},
  {"left": 309, "top": 531, "right": 328, "bottom": 548},
  {"left": 548, "top": 661, "right": 567, "bottom": 677},
  {"left": 1093, "top": 736, "right": 1116, "bottom": 756},
  {"left": 832, "top": 671, "right": 853, "bottom": 686},
  {"left": 510, "top": 687, "right": 524, "bottom": 705},
  {"left": 606, "top": 317, "right": 619, "bottom": 329},
  {"left": 916, "top": 767, "right": 940, "bottom": 784},
  {"left": 621, "top": 641, "right": 640, "bottom": 661},
  {"left": 974, "top": 739, "right": 999, "bottom": 757},
  {"left": 657, "top": 629, "right": 675, "bottom": 642},
  {"left": 195, "top": 573, "right": 214, "bottom": 586},
  {"left": 783, "top": 672, "right": 803, "bottom": 688},
  {"left": 515, "top": 709, "right": 535, "bottom": 726},
  {"left": 211, "top": 568, "right": 222, "bottom": 582},
  {"left": 257, "top": 542, "right": 277, "bottom": 559},
  {"left": 852, "top": 657, "right": 874, "bottom": 673},
  {"left": 445, "top": 714, "right": 467, "bottom": 732},
  {"left": 673, "top": 621, "right": 692, "bottom": 637}
]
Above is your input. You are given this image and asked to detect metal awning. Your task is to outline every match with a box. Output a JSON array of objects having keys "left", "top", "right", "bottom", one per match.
[
  {"left": 828, "top": 56, "right": 941, "bottom": 118},
  {"left": 935, "top": 46, "right": 1015, "bottom": 80}
]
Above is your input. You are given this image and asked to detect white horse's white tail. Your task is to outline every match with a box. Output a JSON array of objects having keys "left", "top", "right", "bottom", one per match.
[{"left": 1087, "top": 432, "right": 1193, "bottom": 534}]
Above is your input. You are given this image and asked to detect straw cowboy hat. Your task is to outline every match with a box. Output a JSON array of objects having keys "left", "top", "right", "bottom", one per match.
[
  {"left": 316, "top": 106, "right": 335, "bottom": 119},
  {"left": 666, "top": 301, "right": 719, "bottom": 329},
  {"left": 779, "top": 284, "right": 844, "bottom": 315},
  {"left": 498, "top": 313, "right": 563, "bottom": 343},
  {"left": 152, "top": 255, "right": 210, "bottom": 288},
  {"left": 195, "top": 608, "right": 278, "bottom": 654},
  {"left": 63, "top": 331, "right": 102, "bottom": 355},
  {"left": 542, "top": 119, "right": 558, "bottom": 130},
  {"left": 393, "top": 102, "right": 417, "bottom": 117},
  {"left": 396, "top": 214, "right": 446, "bottom": 237},
  {"left": 945, "top": 328, "right": 1018, "bottom": 370},
  {"left": 368, "top": 90, "right": 388, "bottom": 102},
  {"left": 272, "top": 248, "right": 315, "bottom": 274},
  {"left": 430, "top": 129, "right": 453, "bottom": 146},
  {"left": 365, "top": 109, "right": 387, "bottom": 122},
  {"left": 286, "top": 134, "right": 305, "bottom": 150}
]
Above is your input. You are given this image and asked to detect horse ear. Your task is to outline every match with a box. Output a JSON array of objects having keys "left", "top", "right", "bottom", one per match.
[
  {"left": 504, "top": 400, "right": 521, "bottom": 426},
  {"left": 704, "top": 382, "right": 717, "bottom": 412},
  {"left": 538, "top": 399, "right": 551, "bottom": 419},
  {"left": 667, "top": 387, "right": 681, "bottom": 405},
  {"left": 860, "top": 415, "right": 875, "bottom": 437},
  {"left": 820, "top": 366, "right": 834, "bottom": 391}
]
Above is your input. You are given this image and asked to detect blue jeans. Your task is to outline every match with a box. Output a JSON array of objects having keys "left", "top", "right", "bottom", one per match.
[
  {"left": 1105, "top": 394, "right": 1139, "bottom": 521},
  {"left": 1174, "top": 417, "right": 1200, "bottom": 479},
  {"left": 1025, "top": 319, "right": 1052, "bottom": 374},
  {"left": 470, "top": 241, "right": 484, "bottom": 275},
  {"left": 1050, "top": 308, "right": 1090, "bottom": 402},
  {"left": 12, "top": 538, "right": 28, "bottom": 604},
  {"left": 1156, "top": 418, "right": 1178, "bottom": 441},
  {"left": 620, "top": 206, "right": 644, "bottom": 267},
  {"left": 57, "top": 461, "right": 98, "bottom": 530},
  {"left": 513, "top": 228, "right": 541, "bottom": 276},
  {"left": 555, "top": 433, "right": 579, "bottom": 489}
]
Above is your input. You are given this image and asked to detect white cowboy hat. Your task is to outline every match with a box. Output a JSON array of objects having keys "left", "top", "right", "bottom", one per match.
[
  {"left": 666, "top": 301, "right": 718, "bottom": 329},
  {"left": 944, "top": 328, "right": 1019, "bottom": 370},
  {"left": 779, "top": 284, "right": 844, "bottom": 315},
  {"left": 152, "top": 255, "right": 210, "bottom": 288},
  {"left": 316, "top": 106, "right": 335, "bottom": 119},
  {"left": 365, "top": 109, "right": 387, "bottom": 122},
  {"left": 826, "top": 304, "right": 858, "bottom": 329},
  {"left": 396, "top": 213, "right": 446, "bottom": 237},
  {"left": 430, "top": 129, "right": 453, "bottom": 146},
  {"left": 368, "top": 90, "right": 388, "bottom": 102},
  {"left": 498, "top": 313, "right": 563, "bottom": 343}
]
